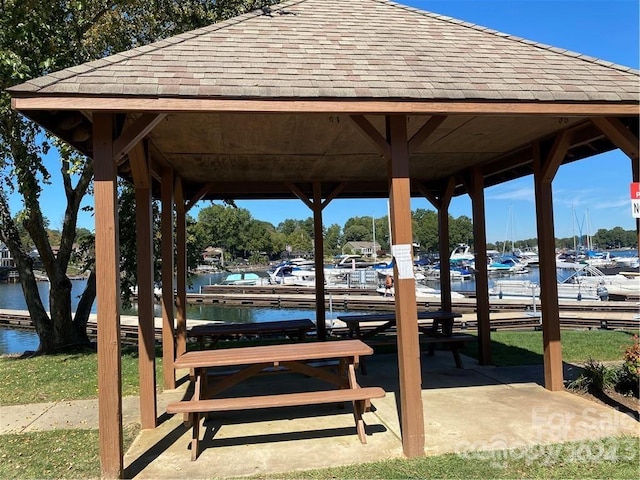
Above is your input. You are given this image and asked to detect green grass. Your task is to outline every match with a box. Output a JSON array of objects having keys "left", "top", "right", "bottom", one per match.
[
  {"left": 0, "top": 425, "right": 139, "bottom": 480},
  {"left": 0, "top": 345, "right": 163, "bottom": 406},
  {"left": 460, "top": 330, "right": 637, "bottom": 366},
  {"left": 265, "top": 435, "right": 639, "bottom": 479}
]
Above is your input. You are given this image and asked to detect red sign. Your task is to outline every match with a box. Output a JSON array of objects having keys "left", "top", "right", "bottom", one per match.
[{"left": 632, "top": 182, "right": 640, "bottom": 199}]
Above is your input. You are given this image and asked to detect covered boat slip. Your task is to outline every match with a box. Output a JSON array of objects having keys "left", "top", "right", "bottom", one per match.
[{"left": 8, "top": 0, "right": 639, "bottom": 477}]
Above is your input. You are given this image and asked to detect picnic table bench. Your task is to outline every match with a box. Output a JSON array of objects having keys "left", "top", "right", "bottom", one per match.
[
  {"left": 187, "top": 318, "right": 315, "bottom": 348},
  {"left": 336, "top": 311, "right": 473, "bottom": 370},
  {"left": 167, "top": 339, "right": 385, "bottom": 460}
]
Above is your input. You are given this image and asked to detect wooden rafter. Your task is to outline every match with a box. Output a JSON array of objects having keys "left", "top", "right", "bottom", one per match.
[
  {"left": 407, "top": 115, "right": 447, "bottom": 154},
  {"left": 113, "top": 113, "right": 166, "bottom": 165},
  {"left": 286, "top": 182, "right": 314, "bottom": 209},
  {"left": 128, "top": 142, "right": 149, "bottom": 189},
  {"left": 185, "top": 183, "right": 212, "bottom": 212},
  {"left": 591, "top": 117, "right": 640, "bottom": 160},
  {"left": 540, "top": 130, "right": 573, "bottom": 183},
  {"left": 321, "top": 183, "right": 346, "bottom": 209},
  {"left": 349, "top": 115, "right": 391, "bottom": 160}
]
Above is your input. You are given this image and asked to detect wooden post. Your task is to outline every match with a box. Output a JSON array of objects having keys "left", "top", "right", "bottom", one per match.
[
  {"left": 387, "top": 114, "right": 425, "bottom": 458},
  {"left": 633, "top": 158, "right": 640, "bottom": 255},
  {"left": 466, "top": 167, "right": 491, "bottom": 365},
  {"left": 160, "top": 168, "right": 176, "bottom": 389},
  {"left": 437, "top": 179, "right": 455, "bottom": 312},
  {"left": 131, "top": 142, "right": 157, "bottom": 429},
  {"left": 312, "top": 182, "right": 327, "bottom": 340},
  {"left": 533, "top": 137, "right": 568, "bottom": 391},
  {"left": 175, "top": 179, "right": 187, "bottom": 356},
  {"left": 93, "top": 112, "right": 123, "bottom": 478}
]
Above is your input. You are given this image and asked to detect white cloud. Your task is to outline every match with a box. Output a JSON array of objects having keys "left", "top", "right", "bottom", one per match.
[{"left": 486, "top": 186, "right": 534, "bottom": 202}]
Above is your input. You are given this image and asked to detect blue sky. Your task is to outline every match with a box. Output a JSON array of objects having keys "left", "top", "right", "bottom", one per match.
[{"left": 9, "top": 0, "right": 639, "bottom": 244}]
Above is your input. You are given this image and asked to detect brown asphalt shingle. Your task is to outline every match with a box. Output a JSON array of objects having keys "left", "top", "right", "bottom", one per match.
[{"left": 8, "top": 0, "right": 639, "bottom": 102}]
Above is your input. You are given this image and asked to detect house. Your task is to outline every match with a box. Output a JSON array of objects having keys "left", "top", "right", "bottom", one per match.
[
  {"left": 0, "top": 242, "right": 15, "bottom": 268},
  {"left": 342, "top": 241, "right": 381, "bottom": 257}
]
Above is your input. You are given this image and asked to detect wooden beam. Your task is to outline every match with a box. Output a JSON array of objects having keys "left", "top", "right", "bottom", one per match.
[
  {"left": 437, "top": 177, "right": 456, "bottom": 312},
  {"left": 416, "top": 182, "right": 440, "bottom": 209},
  {"left": 128, "top": 142, "right": 149, "bottom": 189},
  {"left": 134, "top": 162, "right": 157, "bottom": 429},
  {"left": 14, "top": 96, "right": 640, "bottom": 116},
  {"left": 286, "top": 182, "right": 314, "bottom": 209},
  {"left": 312, "top": 182, "right": 327, "bottom": 341},
  {"left": 321, "top": 182, "right": 346, "bottom": 209},
  {"left": 93, "top": 112, "right": 123, "bottom": 479},
  {"left": 113, "top": 113, "right": 166, "bottom": 164},
  {"left": 350, "top": 115, "right": 392, "bottom": 160},
  {"left": 591, "top": 117, "right": 640, "bottom": 160},
  {"left": 540, "top": 130, "right": 573, "bottom": 183},
  {"left": 175, "top": 178, "right": 187, "bottom": 357},
  {"left": 533, "top": 142, "right": 564, "bottom": 391},
  {"left": 387, "top": 114, "right": 424, "bottom": 458},
  {"left": 185, "top": 182, "right": 212, "bottom": 212},
  {"left": 160, "top": 167, "right": 176, "bottom": 390},
  {"left": 408, "top": 115, "right": 447, "bottom": 155},
  {"left": 463, "top": 167, "right": 491, "bottom": 365}
]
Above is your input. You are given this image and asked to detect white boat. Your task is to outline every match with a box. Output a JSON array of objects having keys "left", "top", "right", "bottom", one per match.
[
  {"left": 220, "top": 271, "right": 270, "bottom": 286},
  {"left": 489, "top": 278, "right": 608, "bottom": 302},
  {"left": 268, "top": 264, "right": 316, "bottom": 286},
  {"left": 376, "top": 284, "right": 466, "bottom": 300},
  {"left": 450, "top": 244, "right": 474, "bottom": 262},
  {"left": 487, "top": 256, "right": 529, "bottom": 274},
  {"left": 513, "top": 248, "right": 539, "bottom": 265},
  {"left": 563, "top": 264, "right": 640, "bottom": 300}
]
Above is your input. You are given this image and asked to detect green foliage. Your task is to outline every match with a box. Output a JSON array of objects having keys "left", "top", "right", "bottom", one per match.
[
  {"left": 616, "top": 334, "right": 639, "bottom": 397},
  {"left": 567, "top": 358, "right": 618, "bottom": 393},
  {"left": 0, "top": 345, "right": 163, "bottom": 406},
  {"left": 461, "top": 330, "right": 635, "bottom": 367},
  {"left": 566, "top": 335, "right": 639, "bottom": 397},
  {"left": 275, "top": 436, "right": 639, "bottom": 480},
  {"left": 0, "top": 426, "right": 139, "bottom": 479}
]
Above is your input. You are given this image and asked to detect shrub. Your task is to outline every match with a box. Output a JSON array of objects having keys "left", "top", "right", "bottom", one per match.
[
  {"left": 567, "top": 357, "right": 618, "bottom": 393},
  {"left": 615, "top": 334, "right": 639, "bottom": 397}
]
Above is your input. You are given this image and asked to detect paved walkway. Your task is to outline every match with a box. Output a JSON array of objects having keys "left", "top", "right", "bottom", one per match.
[{"left": 1, "top": 352, "right": 638, "bottom": 479}]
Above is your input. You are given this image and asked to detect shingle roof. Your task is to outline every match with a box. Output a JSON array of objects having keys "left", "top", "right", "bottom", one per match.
[{"left": 9, "top": 0, "right": 639, "bottom": 102}]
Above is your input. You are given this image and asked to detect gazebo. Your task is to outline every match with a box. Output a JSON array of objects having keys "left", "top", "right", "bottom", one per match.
[{"left": 8, "top": 0, "right": 639, "bottom": 477}]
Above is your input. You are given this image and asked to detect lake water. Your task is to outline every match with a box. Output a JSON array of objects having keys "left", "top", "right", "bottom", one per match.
[{"left": 1, "top": 250, "right": 636, "bottom": 355}]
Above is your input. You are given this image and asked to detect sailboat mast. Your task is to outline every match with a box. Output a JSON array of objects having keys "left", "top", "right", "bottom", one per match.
[{"left": 372, "top": 215, "right": 377, "bottom": 262}]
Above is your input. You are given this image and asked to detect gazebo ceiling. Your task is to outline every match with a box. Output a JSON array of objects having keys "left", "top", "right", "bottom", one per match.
[{"left": 9, "top": 0, "right": 639, "bottom": 201}]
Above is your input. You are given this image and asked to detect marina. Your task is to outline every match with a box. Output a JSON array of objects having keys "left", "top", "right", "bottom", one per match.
[{"left": 1, "top": 250, "right": 638, "bottom": 355}]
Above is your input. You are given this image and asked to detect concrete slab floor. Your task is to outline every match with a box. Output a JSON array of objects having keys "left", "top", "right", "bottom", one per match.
[{"left": 123, "top": 351, "right": 639, "bottom": 479}]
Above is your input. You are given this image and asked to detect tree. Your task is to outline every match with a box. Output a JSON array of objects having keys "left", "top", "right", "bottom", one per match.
[
  {"left": 324, "top": 224, "right": 342, "bottom": 257},
  {"left": 0, "top": 0, "right": 278, "bottom": 354}
]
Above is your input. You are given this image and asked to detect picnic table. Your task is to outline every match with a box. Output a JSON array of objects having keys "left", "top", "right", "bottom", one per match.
[
  {"left": 167, "top": 339, "right": 385, "bottom": 460},
  {"left": 187, "top": 318, "right": 315, "bottom": 348},
  {"left": 336, "top": 311, "right": 473, "bottom": 370}
]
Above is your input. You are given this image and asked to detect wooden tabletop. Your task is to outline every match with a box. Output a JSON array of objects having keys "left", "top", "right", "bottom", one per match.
[{"left": 174, "top": 339, "right": 373, "bottom": 369}]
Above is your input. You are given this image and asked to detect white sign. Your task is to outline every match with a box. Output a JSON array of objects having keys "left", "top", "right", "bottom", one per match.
[
  {"left": 633, "top": 200, "right": 640, "bottom": 219},
  {"left": 391, "top": 244, "right": 414, "bottom": 279},
  {"left": 631, "top": 183, "right": 640, "bottom": 218}
]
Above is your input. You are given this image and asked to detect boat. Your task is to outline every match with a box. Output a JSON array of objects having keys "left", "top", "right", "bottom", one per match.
[
  {"left": 450, "top": 244, "right": 474, "bottom": 262},
  {"left": 489, "top": 279, "right": 608, "bottom": 302},
  {"left": 489, "top": 264, "right": 611, "bottom": 302},
  {"left": 487, "top": 256, "right": 529, "bottom": 274},
  {"left": 561, "top": 264, "right": 640, "bottom": 301},
  {"left": 376, "top": 284, "right": 466, "bottom": 300},
  {"left": 424, "top": 262, "right": 473, "bottom": 281},
  {"left": 513, "top": 248, "right": 539, "bottom": 265},
  {"left": 219, "top": 271, "right": 270, "bottom": 286},
  {"left": 268, "top": 264, "right": 316, "bottom": 286}
]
